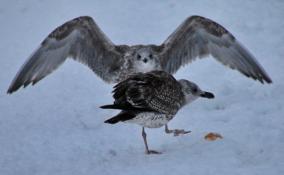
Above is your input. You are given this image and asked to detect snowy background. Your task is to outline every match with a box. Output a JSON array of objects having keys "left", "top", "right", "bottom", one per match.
[{"left": 0, "top": 0, "right": 284, "bottom": 175}]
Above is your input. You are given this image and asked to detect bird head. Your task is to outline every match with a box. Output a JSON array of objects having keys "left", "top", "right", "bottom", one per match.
[
  {"left": 178, "top": 79, "right": 214, "bottom": 104},
  {"left": 132, "top": 47, "right": 160, "bottom": 72}
]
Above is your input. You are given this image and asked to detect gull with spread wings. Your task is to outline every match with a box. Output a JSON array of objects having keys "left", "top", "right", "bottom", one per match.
[{"left": 7, "top": 15, "right": 272, "bottom": 93}]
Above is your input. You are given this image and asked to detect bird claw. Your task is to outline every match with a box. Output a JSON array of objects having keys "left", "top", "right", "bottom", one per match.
[
  {"left": 165, "top": 125, "right": 191, "bottom": 136},
  {"left": 172, "top": 129, "right": 191, "bottom": 136},
  {"left": 145, "top": 150, "right": 162, "bottom": 155}
]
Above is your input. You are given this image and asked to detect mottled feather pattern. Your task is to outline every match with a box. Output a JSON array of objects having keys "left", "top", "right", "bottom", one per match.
[
  {"left": 159, "top": 15, "right": 271, "bottom": 83},
  {"left": 7, "top": 16, "right": 124, "bottom": 93},
  {"left": 7, "top": 15, "right": 272, "bottom": 94},
  {"left": 191, "top": 16, "right": 232, "bottom": 37},
  {"left": 112, "top": 71, "right": 183, "bottom": 115},
  {"left": 101, "top": 71, "right": 215, "bottom": 130}
]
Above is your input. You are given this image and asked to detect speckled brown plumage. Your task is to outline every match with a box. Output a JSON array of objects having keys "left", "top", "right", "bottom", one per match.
[
  {"left": 101, "top": 70, "right": 215, "bottom": 154},
  {"left": 7, "top": 15, "right": 272, "bottom": 94}
]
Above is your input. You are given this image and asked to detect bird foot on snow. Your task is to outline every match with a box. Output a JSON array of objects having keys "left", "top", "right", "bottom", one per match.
[
  {"left": 165, "top": 125, "right": 191, "bottom": 136},
  {"left": 145, "top": 150, "right": 162, "bottom": 155},
  {"left": 172, "top": 129, "right": 191, "bottom": 136}
]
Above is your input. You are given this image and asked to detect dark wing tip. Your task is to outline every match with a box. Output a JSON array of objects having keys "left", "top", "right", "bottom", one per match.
[
  {"left": 6, "top": 74, "right": 41, "bottom": 94},
  {"left": 7, "top": 86, "right": 16, "bottom": 94},
  {"left": 262, "top": 74, "right": 273, "bottom": 84},
  {"left": 258, "top": 76, "right": 272, "bottom": 84},
  {"left": 7, "top": 80, "right": 25, "bottom": 94},
  {"left": 239, "top": 67, "right": 272, "bottom": 84},
  {"left": 266, "top": 79, "right": 273, "bottom": 84},
  {"left": 253, "top": 68, "right": 273, "bottom": 84}
]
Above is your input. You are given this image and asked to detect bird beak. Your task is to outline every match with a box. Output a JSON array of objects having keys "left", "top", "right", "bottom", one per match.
[{"left": 200, "top": 91, "right": 215, "bottom": 99}]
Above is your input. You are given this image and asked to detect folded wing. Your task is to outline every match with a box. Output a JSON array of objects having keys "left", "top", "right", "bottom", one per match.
[{"left": 112, "top": 71, "right": 183, "bottom": 115}]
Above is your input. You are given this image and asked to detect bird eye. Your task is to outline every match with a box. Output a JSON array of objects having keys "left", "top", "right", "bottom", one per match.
[
  {"left": 137, "top": 54, "right": 141, "bottom": 60},
  {"left": 149, "top": 54, "right": 153, "bottom": 59},
  {"left": 192, "top": 88, "right": 198, "bottom": 93}
]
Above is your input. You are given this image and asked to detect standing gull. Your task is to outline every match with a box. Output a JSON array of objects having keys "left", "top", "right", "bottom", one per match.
[
  {"left": 7, "top": 15, "right": 272, "bottom": 93},
  {"left": 101, "top": 70, "right": 214, "bottom": 154}
]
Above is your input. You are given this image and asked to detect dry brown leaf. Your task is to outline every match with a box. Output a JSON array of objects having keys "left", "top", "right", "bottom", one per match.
[{"left": 204, "top": 132, "right": 223, "bottom": 141}]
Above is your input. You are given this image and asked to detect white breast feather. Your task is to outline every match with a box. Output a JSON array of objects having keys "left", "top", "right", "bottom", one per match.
[{"left": 125, "top": 112, "right": 174, "bottom": 128}]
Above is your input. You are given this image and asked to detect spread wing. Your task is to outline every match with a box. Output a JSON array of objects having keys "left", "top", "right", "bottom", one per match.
[
  {"left": 112, "top": 71, "right": 183, "bottom": 115},
  {"left": 159, "top": 15, "right": 272, "bottom": 84},
  {"left": 7, "top": 16, "right": 125, "bottom": 94}
]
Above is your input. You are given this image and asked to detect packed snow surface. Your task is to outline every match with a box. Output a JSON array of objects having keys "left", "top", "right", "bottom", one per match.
[{"left": 0, "top": 0, "right": 283, "bottom": 175}]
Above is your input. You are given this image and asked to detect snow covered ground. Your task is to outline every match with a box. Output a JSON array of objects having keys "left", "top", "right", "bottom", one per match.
[{"left": 0, "top": 0, "right": 284, "bottom": 175}]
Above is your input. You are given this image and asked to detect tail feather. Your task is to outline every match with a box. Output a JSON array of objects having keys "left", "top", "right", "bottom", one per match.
[
  {"left": 100, "top": 104, "right": 131, "bottom": 110},
  {"left": 104, "top": 117, "right": 120, "bottom": 124},
  {"left": 100, "top": 103, "right": 139, "bottom": 111},
  {"left": 100, "top": 103, "right": 152, "bottom": 112},
  {"left": 100, "top": 104, "right": 120, "bottom": 109},
  {"left": 104, "top": 111, "right": 135, "bottom": 124}
]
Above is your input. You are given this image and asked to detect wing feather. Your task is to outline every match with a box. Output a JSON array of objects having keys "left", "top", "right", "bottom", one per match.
[
  {"left": 7, "top": 16, "right": 124, "bottom": 93},
  {"left": 159, "top": 15, "right": 272, "bottom": 84},
  {"left": 112, "top": 71, "right": 183, "bottom": 115}
]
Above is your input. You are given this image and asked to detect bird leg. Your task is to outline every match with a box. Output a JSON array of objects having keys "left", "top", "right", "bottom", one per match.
[
  {"left": 165, "top": 124, "right": 191, "bottom": 136},
  {"left": 142, "top": 127, "right": 161, "bottom": 155}
]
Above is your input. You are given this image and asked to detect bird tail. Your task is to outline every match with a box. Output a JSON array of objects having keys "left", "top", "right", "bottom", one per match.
[
  {"left": 100, "top": 104, "right": 124, "bottom": 110},
  {"left": 104, "top": 111, "right": 135, "bottom": 124},
  {"left": 104, "top": 117, "right": 121, "bottom": 124}
]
